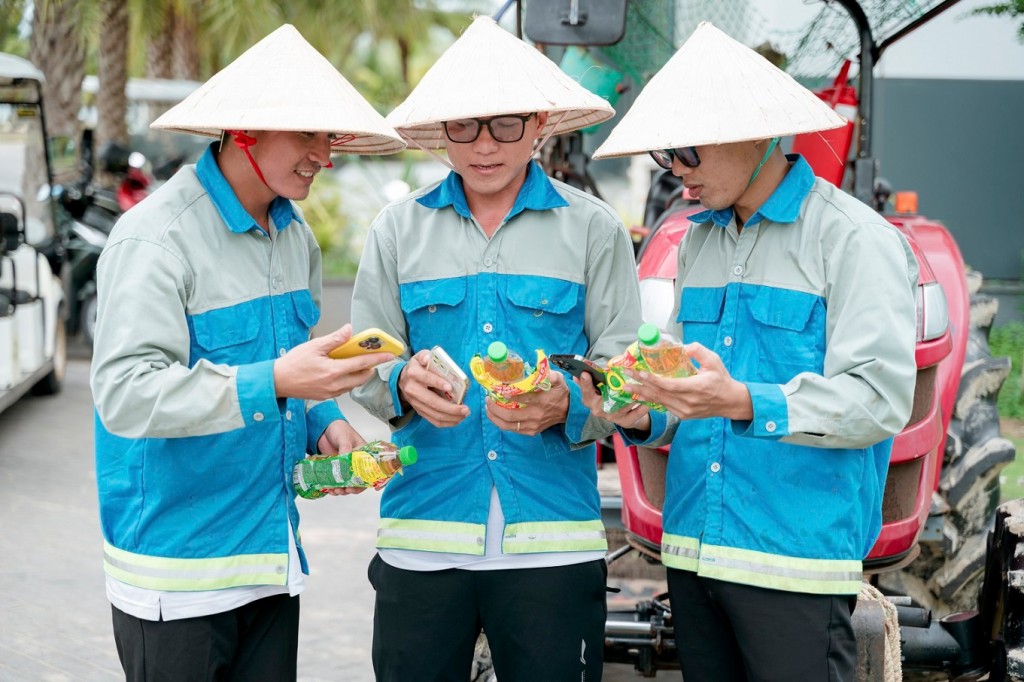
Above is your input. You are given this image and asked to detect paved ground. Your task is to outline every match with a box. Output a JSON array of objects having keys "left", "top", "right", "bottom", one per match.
[{"left": 0, "top": 281, "right": 665, "bottom": 681}]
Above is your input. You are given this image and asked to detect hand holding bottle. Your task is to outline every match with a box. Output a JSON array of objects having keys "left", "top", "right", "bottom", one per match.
[{"left": 294, "top": 440, "right": 418, "bottom": 499}]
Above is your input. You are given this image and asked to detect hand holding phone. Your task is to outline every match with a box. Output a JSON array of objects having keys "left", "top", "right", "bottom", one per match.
[
  {"left": 426, "top": 346, "right": 469, "bottom": 404},
  {"left": 549, "top": 354, "right": 607, "bottom": 387},
  {"left": 328, "top": 328, "right": 405, "bottom": 359}
]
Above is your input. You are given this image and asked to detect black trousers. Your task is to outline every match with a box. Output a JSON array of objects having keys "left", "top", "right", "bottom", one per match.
[
  {"left": 368, "top": 554, "right": 608, "bottom": 682},
  {"left": 111, "top": 594, "right": 300, "bottom": 682},
  {"left": 667, "top": 568, "right": 857, "bottom": 682}
]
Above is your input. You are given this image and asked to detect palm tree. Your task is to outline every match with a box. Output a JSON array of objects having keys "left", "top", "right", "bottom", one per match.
[
  {"left": 94, "top": 0, "right": 129, "bottom": 156},
  {"left": 28, "top": 0, "right": 88, "bottom": 143}
]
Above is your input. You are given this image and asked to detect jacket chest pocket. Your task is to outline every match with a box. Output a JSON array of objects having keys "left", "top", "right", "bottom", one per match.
[
  {"left": 289, "top": 290, "right": 321, "bottom": 343},
  {"left": 504, "top": 277, "right": 584, "bottom": 354},
  {"left": 748, "top": 287, "right": 825, "bottom": 383},
  {"left": 677, "top": 287, "right": 725, "bottom": 349},
  {"left": 190, "top": 300, "right": 262, "bottom": 366},
  {"left": 400, "top": 277, "right": 469, "bottom": 353}
]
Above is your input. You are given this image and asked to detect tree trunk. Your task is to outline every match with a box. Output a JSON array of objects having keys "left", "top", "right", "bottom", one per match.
[
  {"left": 95, "top": 0, "right": 130, "bottom": 183},
  {"left": 172, "top": 6, "right": 200, "bottom": 81},
  {"left": 29, "top": 1, "right": 86, "bottom": 145},
  {"left": 145, "top": 3, "right": 174, "bottom": 79}
]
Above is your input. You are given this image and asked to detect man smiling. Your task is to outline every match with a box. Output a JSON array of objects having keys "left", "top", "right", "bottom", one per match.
[{"left": 90, "top": 25, "right": 404, "bottom": 681}]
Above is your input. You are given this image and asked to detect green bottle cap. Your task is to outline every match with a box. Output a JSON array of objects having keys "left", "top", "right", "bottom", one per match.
[
  {"left": 487, "top": 341, "right": 509, "bottom": 363},
  {"left": 638, "top": 323, "right": 661, "bottom": 345},
  {"left": 398, "top": 446, "right": 418, "bottom": 466}
]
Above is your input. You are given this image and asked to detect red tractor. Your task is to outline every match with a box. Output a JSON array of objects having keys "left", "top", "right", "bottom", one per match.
[
  {"left": 464, "top": 1, "right": 1022, "bottom": 679},
  {"left": 591, "top": 1, "right": 1022, "bottom": 678}
]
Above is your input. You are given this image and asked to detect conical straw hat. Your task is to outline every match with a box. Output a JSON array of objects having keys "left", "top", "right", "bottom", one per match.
[
  {"left": 151, "top": 24, "right": 405, "bottom": 155},
  {"left": 593, "top": 22, "right": 845, "bottom": 159},
  {"left": 386, "top": 16, "right": 615, "bottom": 150}
]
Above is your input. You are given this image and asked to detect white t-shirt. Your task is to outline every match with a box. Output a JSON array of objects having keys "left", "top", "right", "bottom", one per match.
[
  {"left": 379, "top": 486, "right": 606, "bottom": 571},
  {"left": 107, "top": 522, "right": 304, "bottom": 621}
]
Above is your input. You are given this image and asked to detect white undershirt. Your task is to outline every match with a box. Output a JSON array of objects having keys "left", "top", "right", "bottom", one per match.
[
  {"left": 106, "top": 522, "right": 305, "bottom": 621},
  {"left": 379, "top": 486, "right": 606, "bottom": 571}
]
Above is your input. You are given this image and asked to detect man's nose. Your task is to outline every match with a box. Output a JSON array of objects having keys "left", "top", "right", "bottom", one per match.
[
  {"left": 673, "top": 156, "right": 694, "bottom": 177},
  {"left": 310, "top": 134, "right": 333, "bottom": 165},
  {"left": 473, "top": 124, "right": 500, "bottom": 150}
]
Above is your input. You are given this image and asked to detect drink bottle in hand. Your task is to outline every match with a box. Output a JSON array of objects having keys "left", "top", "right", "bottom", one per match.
[
  {"left": 483, "top": 341, "right": 526, "bottom": 382},
  {"left": 636, "top": 323, "right": 697, "bottom": 378},
  {"left": 293, "top": 441, "right": 418, "bottom": 499}
]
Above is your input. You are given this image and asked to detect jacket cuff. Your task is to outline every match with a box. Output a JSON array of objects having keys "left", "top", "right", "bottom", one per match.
[
  {"left": 237, "top": 360, "right": 280, "bottom": 427},
  {"left": 306, "top": 400, "right": 346, "bottom": 453},
  {"left": 733, "top": 382, "right": 787, "bottom": 439}
]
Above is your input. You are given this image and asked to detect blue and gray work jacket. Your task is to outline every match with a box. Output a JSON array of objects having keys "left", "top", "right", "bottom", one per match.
[
  {"left": 636, "top": 155, "right": 919, "bottom": 595},
  {"left": 351, "top": 161, "right": 644, "bottom": 556},
  {"left": 91, "top": 146, "right": 342, "bottom": 591}
]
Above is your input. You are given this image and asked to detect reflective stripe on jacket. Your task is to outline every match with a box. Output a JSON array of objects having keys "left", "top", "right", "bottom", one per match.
[
  {"left": 92, "top": 147, "right": 342, "bottom": 589},
  {"left": 640, "top": 156, "right": 918, "bottom": 595},
  {"left": 352, "top": 162, "right": 644, "bottom": 555}
]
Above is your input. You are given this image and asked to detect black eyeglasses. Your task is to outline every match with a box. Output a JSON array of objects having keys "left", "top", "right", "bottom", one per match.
[
  {"left": 443, "top": 114, "right": 535, "bottom": 144},
  {"left": 649, "top": 146, "right": 701, "bottom": 170}
]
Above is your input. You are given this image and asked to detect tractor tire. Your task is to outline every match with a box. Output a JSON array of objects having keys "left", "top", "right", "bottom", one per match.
[
  {"left": 880, "top": 272, "right": 1017, "bottom": 617},
  {"left": 979, "top": 498, "right": 1024, "bottom": 681}
]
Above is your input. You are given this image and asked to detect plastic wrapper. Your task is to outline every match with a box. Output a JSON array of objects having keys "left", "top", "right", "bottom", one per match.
[{"left": 470, "top": 349, "right": 551, "bottom": 409}]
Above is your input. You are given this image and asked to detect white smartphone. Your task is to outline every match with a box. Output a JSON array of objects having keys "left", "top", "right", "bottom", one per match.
[{"left": 427, "top": 345, "right": 469, "bottom": 405}]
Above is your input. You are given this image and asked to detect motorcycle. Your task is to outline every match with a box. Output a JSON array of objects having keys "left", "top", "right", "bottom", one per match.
[{"left": 58, "top": 139, "right": 154, "bottom": 346}]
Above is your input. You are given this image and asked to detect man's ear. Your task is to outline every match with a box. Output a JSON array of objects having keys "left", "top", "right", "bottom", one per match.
[{"left": 535, "top": 112, "right": 549, "bottom": 129}]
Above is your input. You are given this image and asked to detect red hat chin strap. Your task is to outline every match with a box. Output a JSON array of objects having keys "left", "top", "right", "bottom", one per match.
[
  {"left": 325, "top": 135, "right": 355, "bottom": 169},
  {"left": 226, "top": 130, "right": 269, "bottom": 187},
  {"left": 226, "top": 129, "right": 350, "bottom": 179}
]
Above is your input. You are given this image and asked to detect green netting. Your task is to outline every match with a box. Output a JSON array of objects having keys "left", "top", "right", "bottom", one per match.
[{"left": 594, "top": 0, "right": 951, "bottom": 84}]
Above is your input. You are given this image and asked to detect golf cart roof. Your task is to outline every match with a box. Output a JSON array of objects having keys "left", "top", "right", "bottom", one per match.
[{"left": 0, "top": 53, "right": 44, "bottom": 86}]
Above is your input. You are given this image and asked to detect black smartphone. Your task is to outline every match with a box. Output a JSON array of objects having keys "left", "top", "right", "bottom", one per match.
[{"left": 550, "top": 354, "right": 607, "bottom": 387}]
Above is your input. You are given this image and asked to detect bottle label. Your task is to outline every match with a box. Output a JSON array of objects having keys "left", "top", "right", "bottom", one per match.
[{"left": 351, "top": 451, "right": 387, "bottom": 487}]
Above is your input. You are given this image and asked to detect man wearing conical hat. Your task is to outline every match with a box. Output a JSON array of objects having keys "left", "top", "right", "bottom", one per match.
[
  {"left": 583, "top": 22, "right": 919, "bottom": 681},
  {"left": 348, "top": 15, "right": 641, "bottom": 681},
  {"left": 90, "top": 25, "right": 404, "bottom": 679}
]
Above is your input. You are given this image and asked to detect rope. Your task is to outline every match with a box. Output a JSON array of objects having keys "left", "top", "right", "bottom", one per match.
[{"left": 859, "top": 582, "right": 903, "bottom": 682}]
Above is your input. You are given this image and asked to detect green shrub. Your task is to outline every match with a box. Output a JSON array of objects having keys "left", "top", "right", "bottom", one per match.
[{"left": 990, "top": 322, "right": 1024, "bottom": 419}]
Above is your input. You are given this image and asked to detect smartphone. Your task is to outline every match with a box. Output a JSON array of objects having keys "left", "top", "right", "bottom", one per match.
[
  {"left": 549, "top": 354, "right": 607, "bottom": 387},
  {"left": 328, "top": 328, "right": 406, "bottom": 359},
  {"left": 426, "top": 345, "right": 469, "bottom": 405}
]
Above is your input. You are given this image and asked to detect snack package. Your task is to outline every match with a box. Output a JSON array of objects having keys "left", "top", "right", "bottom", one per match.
[
  {"left": 601, "top": 342, "right": 667, "bottom": 414},
  {"left": 470, "top": 348, "right": 551, "bottom": 409}
]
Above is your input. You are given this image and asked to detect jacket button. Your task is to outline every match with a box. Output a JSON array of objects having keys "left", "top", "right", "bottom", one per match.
[
  {"left": 765, "top": 421, "right": 777, "bottom": 433},
  {"left": 428, "top": 305, "right": 437, "bottom": 313},
  {"left": 710, "top": 462, "right": 721, "bottom": 473},
  {"left": 253, "top": 412, "right": 264, "bottom": 422},
  {"left": 723, "top": 336, "right": 733, "bottom": 347},
  {"left": 487, "top": 451, "right": 497, "bottom": 461},
  {"left": 483, "top": 323, "right": 493, "bottom": 333}
]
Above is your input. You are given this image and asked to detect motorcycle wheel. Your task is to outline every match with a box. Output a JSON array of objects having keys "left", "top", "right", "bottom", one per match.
[{"left": 81, "top": 292, "right": 98, "bottom": 346}]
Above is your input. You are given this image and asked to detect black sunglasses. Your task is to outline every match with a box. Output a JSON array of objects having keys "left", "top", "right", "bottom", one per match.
[
  {"left": 443, "top": 114, "right": 535, "bottom": 144},
  {"left": 649, "top": 146, "right": 701, "bottom": 170}
]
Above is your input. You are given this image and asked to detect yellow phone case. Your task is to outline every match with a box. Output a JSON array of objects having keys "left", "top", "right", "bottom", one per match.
[{"left": 328, "top": 328, "right": 405, "bottom": 359}]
